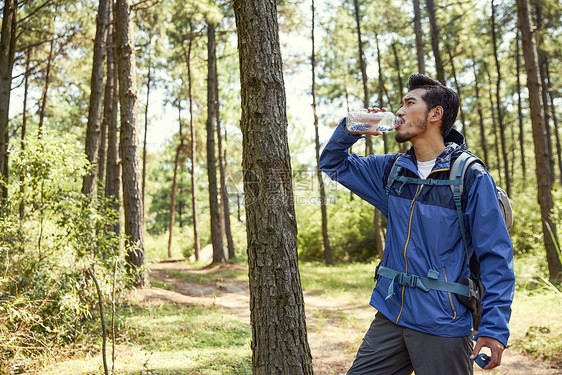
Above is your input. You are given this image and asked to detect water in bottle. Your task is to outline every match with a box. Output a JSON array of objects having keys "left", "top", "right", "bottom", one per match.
[{"left": 346, "top": 110, "right": 398, "bottom": 132}]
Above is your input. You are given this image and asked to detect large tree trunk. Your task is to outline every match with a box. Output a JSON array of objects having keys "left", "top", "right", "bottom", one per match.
[
  {"left": 312, "top": 0, "right": 333, "bottom": 265},
  {"left": 104, "top": 8, "right": 121, "bottom": 235},
  {"left": 413, "top": 0, "right": 425, "bottom": 74},
  {"left": 83, "top": 0, "right": 110, "bottom": 196},
  {"left": 491, "top": 0, "right": 510, "bottom": 196},
  {"left": 185, "top": 26, "right": 200, "bottom": 261},
  {"left": 426, "top": 0, "right": 445, "bottom": 84},
  {"left": 517, "top": 0, "right": 562, "bottom": 281},
  {"left": 515, "top": 29, "right": 527, "bottom": 182},
  {"left": 233, "top": 0, "right": 314, "bottom": 373},
  {"left": 0, "top": 0, "right": 17, "bottom": 201},
  {"left": 115, "top": 0, "right": 145, "bottom": 285},
  {"left": 206, "top": 22, "right": 224, "bottom": 264}
]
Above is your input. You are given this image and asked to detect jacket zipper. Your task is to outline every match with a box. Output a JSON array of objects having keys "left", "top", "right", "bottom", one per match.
[
  {"left": 394, "top": 166, "right": 450, "bottom": 324},
  {"left": 443, "top": 267, "right": 457, "bottom": 320},
  {"left": 395, "top": 184, "right": 423, "bottom": 324}
]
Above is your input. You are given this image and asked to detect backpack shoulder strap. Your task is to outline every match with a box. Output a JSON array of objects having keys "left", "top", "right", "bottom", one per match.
[
  {"left": 449, "top": 151, "right": 482, "bottom": 196},
  {"left": 385, "top": 155, "right": 402, "bottom": 197},
  {"left": 450, "top": 152, "right": 482, "bottom": 261}
]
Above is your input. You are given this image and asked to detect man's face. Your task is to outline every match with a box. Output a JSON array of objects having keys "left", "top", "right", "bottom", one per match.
[{"left": 394, "top": 88, "right": 430, "bottom": 144}]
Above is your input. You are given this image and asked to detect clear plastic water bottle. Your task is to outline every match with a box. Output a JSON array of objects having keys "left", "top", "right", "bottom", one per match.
[{"left": 346, "top": 109, "right": 398, "bottom": 132}]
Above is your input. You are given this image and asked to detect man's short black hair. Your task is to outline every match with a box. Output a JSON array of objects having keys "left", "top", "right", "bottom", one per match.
[{"left": 407, "top": 74, "right": 460, "bottom": 138}]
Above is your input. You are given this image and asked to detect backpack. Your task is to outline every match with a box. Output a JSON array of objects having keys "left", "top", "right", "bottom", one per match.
[{"left": 383, "top": 151, "right": 513, "bottom": 330}]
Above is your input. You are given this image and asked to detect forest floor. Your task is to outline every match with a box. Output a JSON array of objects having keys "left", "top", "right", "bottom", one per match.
[
  {"left": 39, "top": 260, "right": 562, "bottom": 375},
  {"left": 135, "top": 262, "right": 560, "bottom": 375}
]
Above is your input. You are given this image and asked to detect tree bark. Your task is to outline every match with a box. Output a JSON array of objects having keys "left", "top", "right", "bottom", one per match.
[
  {"left": 206, "top": 22, "right": 224, "bottom": 264},
  {"left": 447, "top": 45, "right": 467, "bottom": 140},
  {"left": 515, "top": 29, "right": 527, "bottom": 182},
  {"left": 472, "top": 59, "right": 489, "bottom": 167},
  {"left": 83, "top": 0, "right": 110, "bottom": 196},
  {"left": 185, "top": 26, "right": 200, "bottom": 261},
  {"left": 233, "top": 0, "right": 314, "bottom": 373},
  {"left": 426, "top": 0, "right": 445, "bottom": 84},
  {"left": 517, "top": 0, "right": 562, "bottom": 281},
  {"left": 312, "top": 0, "right": 333, "bottom": 265},
  {"left": 20, "top": 48, "right": 31, "bottom": 218},
  {"left": 115, "top": 0, "right": 145, "bottom": 285},
  {"left": 142, "top": 37, "right": 152, "bottom": 211},
  {"left": 0, "top": 0, "right": 17, "bottom": 201},
  {"left": 38, "top": 17, "right": 56, "bottom": 140},
  {"left": 104, "top": 11, "right": 121, "bottom": 235},
  {"left": 486, "top": 69, "right": 503, "bottom": 186},
  {"left": 217, "top": 115, "right": 235, "bottom": 260},
  {"left": 413, "top": 0, "right": 425, "bottom": 74},
  {"left": 490, "top": 0, "right": 510, "bottom": 196},
  {"left": 545, "top": 60, "right": 562, "bottom": 183},
  {"left": 168, "top": 104, "right": 183, "bottom": 259}
]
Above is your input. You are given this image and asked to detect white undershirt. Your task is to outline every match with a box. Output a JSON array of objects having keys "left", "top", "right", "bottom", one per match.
[{"left": 417, "top": 159, "right": 437, "bottom": 179}]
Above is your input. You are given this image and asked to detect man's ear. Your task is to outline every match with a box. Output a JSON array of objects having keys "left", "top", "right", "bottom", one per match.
[{"left": 429, "top": 106, "right": 444, "bottom": 122}]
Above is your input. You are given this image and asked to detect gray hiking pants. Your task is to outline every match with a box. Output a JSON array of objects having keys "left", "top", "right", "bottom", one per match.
[{"left": 347, "top": 312, "right": 474, "bottom": 375}]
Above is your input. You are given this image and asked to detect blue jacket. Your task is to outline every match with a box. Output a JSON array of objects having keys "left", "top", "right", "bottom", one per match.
[{"left": 319, "top": 119, "right": 515, "bottom": 347}]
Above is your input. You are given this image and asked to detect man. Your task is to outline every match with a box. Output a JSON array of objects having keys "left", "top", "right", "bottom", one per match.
[{"left": 319, "top": 74, "right": 515, "bottom": 374}]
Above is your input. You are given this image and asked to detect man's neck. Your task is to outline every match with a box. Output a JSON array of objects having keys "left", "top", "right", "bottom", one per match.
[{"left": 411, "top": 136, "right": 446, "bottom": 162}]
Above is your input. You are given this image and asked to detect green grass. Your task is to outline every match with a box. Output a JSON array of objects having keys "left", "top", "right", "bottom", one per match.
[
  {"left": 508, "top": 254, "right": 562, "bottom": 365},
  {"left": 35, "top": 258, "right": 562, "bottom": 374},
  {"left": 40, "top": 304, "right": 252, "bottom": 375}
]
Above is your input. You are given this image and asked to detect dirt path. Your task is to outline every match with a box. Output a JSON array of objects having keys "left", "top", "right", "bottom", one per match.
[{"left": 135, "top": 262, "right": 561, "bottom": 375}]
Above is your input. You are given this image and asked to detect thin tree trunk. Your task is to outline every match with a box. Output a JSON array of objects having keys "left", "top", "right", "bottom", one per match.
[
  {"left": 217, "top": 119, "right": 235, "bottom": 259},
  {"left": 352, "top": 0, "right": 372, "bottom": 157},
  {"left": 312, "top": 0, "right": 333, "bottom": 265},
  {"left": 486, "top": 69, "right": 503, "bottom": 186},
  {"left": 185, "top": 25, "right": 200, "bottom": 261},
  {"left": 38, "top": 21, "right": 55, "bottom": 139},
  {"left": 517, "top": 0, "right": 562, "bottom": 281},
  {"left": 472, "top": 59, "right": 489, "bottom": 167},
  {"left": 515, "top": 29, "right": 527, "bottom": 182},
  {"left": 534, "top": 5, "right": 555, "bottom": 184},
  {"left": 491, "top": 0, "right": 510, "bottom": 196},
  {"left": 391, "top": 40, "right": 407, "bottom": 154},
  {"left": 142, "top": 38, "right": 152, "bottom": 210},
  {"left": 545, "top": 60, "right": 562, "bottom": 183},
  {"left": 0, "top": 0, "right": 17, "bottom": 201},
  {"left": 104, "top": 10, "right": 121, "bottom": 235},
  {"left": 447, "top": 45, "right": 467, "bottom": 140},
  {"left": 83, "top": 0, "right": 110, "bottom": 196},
  {"left": 214, "top": 55, "right": 234, "bottom": 260},
  {"left": 168, "top": 104, "right": 183, "bottom": 259},
  {"left": 374, "top": 32, "right": 386, "bottom": 260},
  {"left": 115, "top": 0, "right": 145, "bottom": 285},
  {"left": 20, "top": 48, "right": 31, "bottom": 218},
  {"left": 88, "top": 266, "right": 109, "bottom": 375},
  {"left": 233, "top": 0, "right": 314, "bottom": 372},
  {"left": 413, "top": 0, "right": 425, "bottom": 74},
  {"left": 375, "top": 31, "right": 389, "bottom": 155},
  {"left": 206, "top": 22, "right": 224, "bottom": 264},
  {"left": 426, "top": 0, "right": 445, "bottom": 84}
]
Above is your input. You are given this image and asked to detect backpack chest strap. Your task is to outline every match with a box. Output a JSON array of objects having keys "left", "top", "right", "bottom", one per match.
[{"left": 376, "top": 265, "right": 471, "bottom": 300}]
